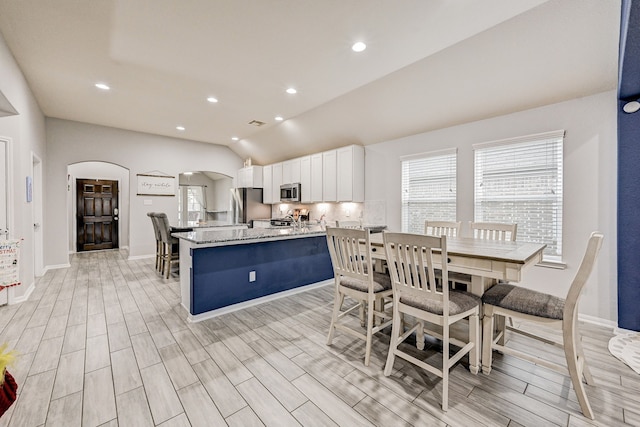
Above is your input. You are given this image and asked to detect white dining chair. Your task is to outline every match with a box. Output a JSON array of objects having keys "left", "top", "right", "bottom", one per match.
[
  {"left": 470, "top": 221, "right": 517, "bottom": 241},
  {"left": 481, "top": 231, "right": 604, "bottom": 420},
  {"left": 424, "top": 220, "right": 461, "bottom": 237},
  {"left": 383, "top": 232, "right": 480, "bottom": 411},
  {"left": 325, "top": 226, "right": 393, "bottom": 366}
]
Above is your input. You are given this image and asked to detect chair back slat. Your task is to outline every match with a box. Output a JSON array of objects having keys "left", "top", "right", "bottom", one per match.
[
  {"left": 383, "top": 232, "right": 447, "bottom": 308},
  {"left": 470, "top": 222, "right": 517, "bottom": 241},
  {"left": 425, "top": 220, "right": 461, "bottom": 237},
  {"left": 156, "top": 213, "right": 172, "bottom": 244},
  {"left": 326, "top": 227, "right": 372, "bottom": 282}
]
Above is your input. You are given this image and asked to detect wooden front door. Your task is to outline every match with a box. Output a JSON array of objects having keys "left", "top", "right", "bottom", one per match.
[{"left": 77, "top": 179, "right": 119, "bottom": 252}]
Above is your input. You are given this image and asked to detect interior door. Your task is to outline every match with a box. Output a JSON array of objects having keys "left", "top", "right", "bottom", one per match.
[{"left": 76, "top": 179, "right": 119, "bottom": 251}]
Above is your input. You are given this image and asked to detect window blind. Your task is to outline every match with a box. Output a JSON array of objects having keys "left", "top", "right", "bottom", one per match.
[
  {"left": 401, "top": 149, "right": 457, "bottom": 233},
  {"left": 474, "top": 131, "right": 564, "bottom": 260}
]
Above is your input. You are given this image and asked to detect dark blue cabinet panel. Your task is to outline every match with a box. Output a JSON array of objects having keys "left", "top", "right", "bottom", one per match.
[{"left": 190, "top": 236, "right": 333, "bottom": 315}]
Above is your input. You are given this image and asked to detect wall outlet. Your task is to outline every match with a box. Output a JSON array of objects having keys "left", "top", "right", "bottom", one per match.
[{"left": 249, "top": 271, "right": 256, "bottom": 282}]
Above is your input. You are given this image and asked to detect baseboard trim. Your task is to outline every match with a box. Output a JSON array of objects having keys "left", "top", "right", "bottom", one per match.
[
  {"left": 185, "top": 279, "right": 334, "bottom": 323},
  {"left": 127, "top": 254, "right": 155, "bottom": 261},
  {"left": 10, "top": 281, "right": 35, "bottom": 304},
  {"left": 578, "top": 313, "right": 617, "bottom": 330},
  {"left": 43, "top": 263, "right": 71, "bottom": 275}
]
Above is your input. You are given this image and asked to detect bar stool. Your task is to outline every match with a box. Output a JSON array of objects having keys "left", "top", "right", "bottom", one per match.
[{"left": 156, "top": 213, "right": 179, "bottom": 278}]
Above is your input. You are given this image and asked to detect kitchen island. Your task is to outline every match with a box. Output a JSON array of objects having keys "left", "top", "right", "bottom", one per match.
[{"left": 172, "top": 226, "right": 333, "bottom": 321}]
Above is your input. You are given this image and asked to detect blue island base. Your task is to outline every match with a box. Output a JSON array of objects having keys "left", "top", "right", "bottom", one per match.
[{"left": 190, "top": 235, "right": 334, "bottom": 315}]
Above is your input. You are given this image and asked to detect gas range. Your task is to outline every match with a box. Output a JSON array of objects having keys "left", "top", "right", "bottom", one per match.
[{"left": 270, "top": 218, "right": 294, "bottom": 227}]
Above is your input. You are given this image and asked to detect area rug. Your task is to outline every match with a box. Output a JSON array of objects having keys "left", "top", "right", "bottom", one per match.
[{"left": 608, "top": 332, "right": 640, "bottom": 374}]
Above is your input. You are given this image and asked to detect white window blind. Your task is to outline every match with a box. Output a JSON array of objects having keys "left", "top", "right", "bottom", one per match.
[
  {"left": 401, "top": 149, "right": 457, "bottom": 234},
  {"left": 474, "top": 130, "right": 564, "bottom": 260}
]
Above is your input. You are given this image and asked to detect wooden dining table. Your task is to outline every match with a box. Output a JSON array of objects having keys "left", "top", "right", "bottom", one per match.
[{"left": 367, "top": 233, "right": 546, "bottom": 297}]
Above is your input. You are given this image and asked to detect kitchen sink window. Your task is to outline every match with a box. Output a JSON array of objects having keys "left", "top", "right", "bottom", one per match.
[
  {"left": 401, "top": 148, "right": 457, "bottom": 234},
  {"left": 474, "top": 130, "right": 564, "bottom": 262},
  {"left": 178, "top": 185, "right": 207, "bottom": 222}
]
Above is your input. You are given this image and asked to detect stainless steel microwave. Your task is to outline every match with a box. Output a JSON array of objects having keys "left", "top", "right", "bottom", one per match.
[{"left": 280, "top": 183, "right": 301, "bottom": 202}]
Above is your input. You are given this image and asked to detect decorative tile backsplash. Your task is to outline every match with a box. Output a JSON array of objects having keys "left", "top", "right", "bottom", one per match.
[{"left": 271, "top": 201, "right": 386, "bottom": 226}]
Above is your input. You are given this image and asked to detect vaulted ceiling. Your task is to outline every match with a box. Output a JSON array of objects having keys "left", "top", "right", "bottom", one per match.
[{"left": 0, "top": 0, "right": 620, "bottom": 164}]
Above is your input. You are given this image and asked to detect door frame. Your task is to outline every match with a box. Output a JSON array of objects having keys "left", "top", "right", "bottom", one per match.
[
  {"left": 31, "top": 151, "right": 43, "bottom": 276},
  {"left": 0, "top": 137, "right": 14, "bottom": 240},
  {"left": 68, "top": 161, "right": 130, "bottom": 254}
]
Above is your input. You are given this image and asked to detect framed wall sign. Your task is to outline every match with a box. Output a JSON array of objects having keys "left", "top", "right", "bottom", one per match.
[{"left": 136, "top": 173, "right": 176, "bottom": 196}]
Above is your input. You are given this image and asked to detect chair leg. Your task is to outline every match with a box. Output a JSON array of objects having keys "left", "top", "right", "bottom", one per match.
[
  {"left": 364, "top": 296, "right": 375, "bottom": 366},
  {"left": 442, "top": 321, "right": 449, "bottom": 411},
  {"left": 496, "top": 314, "right": 506, "bottom": 346},
  {"left": 384, "top": 302, "right": 402, "bottom": 376},
  {"left": 469, "top": 312, "right": 480, "bottom": 375},
  {"left": 575, "top": 333, "right": 594, "bottom": 385},
  {"left": 564, "top": 322, "right": 595, "bottom": 419},
  {"left": 482, "top": 306, "right": 495, "bottom": 374},
  {"left": 416, "top": 320, "right": 425, "bottom": 350},
  {"left": 326, "top": 291, "right": 344, "bottom": 345},
  {"left": 359, "top": 300, "right": 366, "bottom": 327}
]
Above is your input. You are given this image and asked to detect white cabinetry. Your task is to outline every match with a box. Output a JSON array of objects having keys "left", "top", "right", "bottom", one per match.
[
  {"left": 272, "top": 163, "right": 283, "bottom": 203},
  {"left": 282, "top": 158, "right": 301, "bottom": 184},
  {"left": 237, "top": 166, "right": 263, "bottom": 188},
  {"left": 322, "top": 150, "right": 337, "bottom": 202},
  {"left": 336, "top": 145, "right": 364, "bottom": 202},
  {"left": 310, "top": 153, "right": 323, "bottom": 202},
  {"left": 262, "top": 165, "right": 273, "bottom": 204},
  {"left": 300, "top": 156, "right": 311, "bottom": 203}
]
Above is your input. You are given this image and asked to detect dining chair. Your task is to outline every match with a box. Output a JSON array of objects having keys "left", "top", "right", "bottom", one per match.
[
  {"left": 336, "top": 220, "right": 361, "bottom": 228},
  {"left": 449, "top": 221, "right": 518, "bottom": 290},
  {"left": 156, "top": 213, "right": 180, "bottom": 279},
  {"left": 424, "top": 220, "right": 461, "bottom": 237},
  {"left": 481, "top": 231, "right": 604, "bottom": 420},
  {"left": 147, "top": 212, "right": 162, "bottom": 273},
  {"left": 325, "top": 226, "right": 393, "bottom": 366},
  {"left": 470, "top": 221, "right": 517, "bottom": 241},
  {"left": 382, "top": 232, "right": 480, "bottom": 411}
]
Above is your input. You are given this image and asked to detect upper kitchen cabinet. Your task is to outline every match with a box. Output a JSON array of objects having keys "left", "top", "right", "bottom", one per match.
[
  {"left": 263, "top": 165, "right": 274, "bottom": 204},
  {"left": 336, "top": 145, "right": 364, "bottom": 202},
  {"left": 323, "top": 150, "right": 337, "bottom": 202},
  {"left": 272, "top": 163, "right": 283, "bottom": 203},
  {"left": 282, "top": 158, "right": 301, "bottom": 185},
  {"left": 237, "top": 166, "right": 263, "bottom": 188},
  {"left": 310, "top": 153, "right": 323, "bottom": 202},
  {"left": 300, "top": 156, "right": 311, "bottom": 203}
]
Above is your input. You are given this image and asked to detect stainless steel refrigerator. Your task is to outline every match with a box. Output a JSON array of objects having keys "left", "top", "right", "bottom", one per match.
[{"left": 230, "top": 188, "right": 271, "bottom": 227}]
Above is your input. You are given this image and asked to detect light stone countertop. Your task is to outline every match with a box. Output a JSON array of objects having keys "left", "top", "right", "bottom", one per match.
[{"left": 172, "top": 225, "right": 327, "bottom": 246}]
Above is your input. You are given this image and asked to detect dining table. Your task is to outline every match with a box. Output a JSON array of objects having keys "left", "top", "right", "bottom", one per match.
[{"left": 366, "top": 233, "right": 546, "bottom": 297}]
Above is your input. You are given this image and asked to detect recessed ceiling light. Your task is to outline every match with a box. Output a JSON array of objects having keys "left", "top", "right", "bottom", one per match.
[
  {"left": 183, "top": 172, "right": 193, "bottom": 175},
  {"left": 275, "top": 116, "right": 284, "bottom": 121},
  {"left": 286, "top": 88, "right": 297, "bottom": 95},
  {"left": 95, "top": 83, "right": 110, "bottom": 90},
  {"left": 352, "top": 42, "right": 367, "bottom": 52},
  {"left": 207, "top": 97, "right": 218, "bottom": 103},
  {"left": 176, "top": 126, "right": 185, "bottom": 131},
  {"left": 232, "top": 137, "right": 239, "bottom": 141}
]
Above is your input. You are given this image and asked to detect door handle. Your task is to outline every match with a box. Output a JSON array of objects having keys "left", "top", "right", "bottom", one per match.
[
  {"left": 34, "top": 223, "right": 41, "bottom": 229},
  {"left": 114, "top": 217, "right": 119, "bottom": 221}
]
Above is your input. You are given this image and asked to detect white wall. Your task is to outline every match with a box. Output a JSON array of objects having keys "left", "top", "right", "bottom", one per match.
[
  {"left": 0, "top": 32, "right": 46, "bottom": 301},
  {"left": 366, "top": 90, "right": 617, "bottom": 324},
  {"left": 45, "top": 118, "right": 243, "bottom": 263}
]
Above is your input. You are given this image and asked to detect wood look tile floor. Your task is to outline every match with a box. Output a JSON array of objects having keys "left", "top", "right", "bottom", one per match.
[{"left": 0, "top": 249, "right": 637, "bottom": 426}]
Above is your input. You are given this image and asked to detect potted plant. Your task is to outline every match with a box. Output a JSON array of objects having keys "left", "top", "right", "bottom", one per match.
[{"left": 0, "top": 344, "right": 17, "bottom": 417}]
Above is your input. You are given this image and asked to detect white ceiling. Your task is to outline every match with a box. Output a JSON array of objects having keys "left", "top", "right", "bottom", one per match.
[{"left": 0, "top": 0, "right": 620, "bottom": 164}]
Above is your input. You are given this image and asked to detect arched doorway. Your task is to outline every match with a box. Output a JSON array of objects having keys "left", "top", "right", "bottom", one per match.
[{"left": 67, "top": 162, "right": 130, "bottom": 253}]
